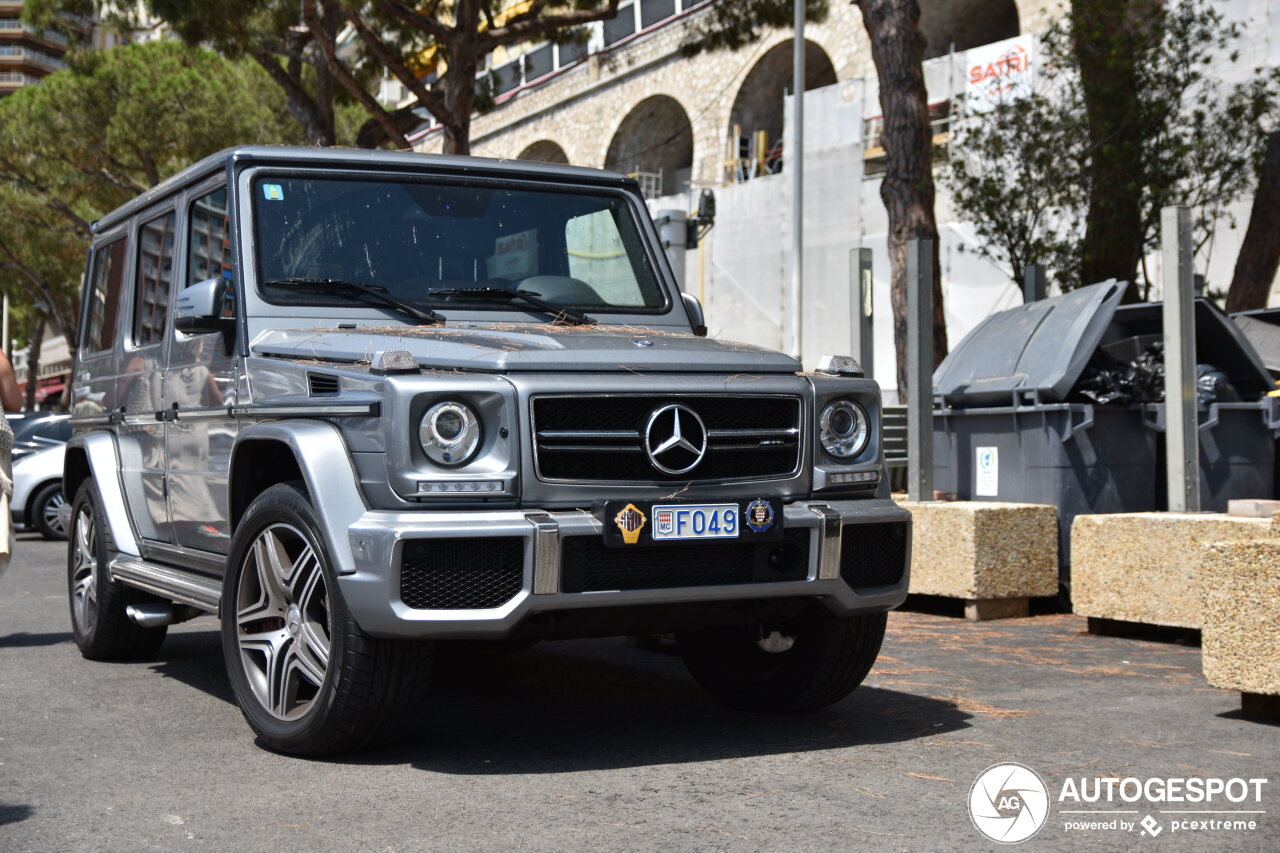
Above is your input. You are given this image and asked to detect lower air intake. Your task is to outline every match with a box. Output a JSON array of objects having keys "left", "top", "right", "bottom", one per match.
[
  {"left": 400, "top": 537, "right": 524, "bottom": 610},
  {"left": 839, "top": 522, "right": 908, "bottom": 590}
]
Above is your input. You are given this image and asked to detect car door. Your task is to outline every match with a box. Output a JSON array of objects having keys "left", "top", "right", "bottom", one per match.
[
  {"left": 116, "top": 207, "right": 178, "bottom": 543},
  {"left": 72, "top": 229, "right": 135, "bottom": 511},
  {"left": 164, "top": 181, "right": 238, "bottom": 554}
]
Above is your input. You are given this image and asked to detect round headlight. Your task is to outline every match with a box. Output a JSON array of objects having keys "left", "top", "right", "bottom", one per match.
[
  {"left": 820, "top": 400, "right": 870, "bottom": 460},
  {"left": 420, "top": 401, "right": 481, "bottom": 467}
]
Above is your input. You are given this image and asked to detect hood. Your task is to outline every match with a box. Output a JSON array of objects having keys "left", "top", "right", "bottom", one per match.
[{"left": 249, "top": 323, "right": 801, "bottom": 374}]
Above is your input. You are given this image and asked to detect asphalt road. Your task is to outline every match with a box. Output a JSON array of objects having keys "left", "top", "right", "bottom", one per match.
[{"left": 1, "top": 534, "right": 1277, "bottom": 852}]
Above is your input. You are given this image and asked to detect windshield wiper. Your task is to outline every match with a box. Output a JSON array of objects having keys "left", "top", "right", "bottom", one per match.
[
  {"left": 429, "top": 287, "right": 596, "bottom": 326},
  {"left": 263, "top": 277, "right": 445, "bottom": 324}
]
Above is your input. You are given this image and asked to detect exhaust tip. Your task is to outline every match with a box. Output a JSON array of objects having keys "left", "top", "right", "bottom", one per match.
[{"left": 126, "top": 604, "right": 177, "bottom": 628}]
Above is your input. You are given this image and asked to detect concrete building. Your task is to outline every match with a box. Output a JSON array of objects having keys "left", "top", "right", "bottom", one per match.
[{"left": 0, "top": 0, "right": 69, "bottom": 97}]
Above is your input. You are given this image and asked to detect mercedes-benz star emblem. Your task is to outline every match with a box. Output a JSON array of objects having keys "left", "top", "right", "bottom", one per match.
[{"left": 644, "top": 404, "right": 708, "bottom": 475}]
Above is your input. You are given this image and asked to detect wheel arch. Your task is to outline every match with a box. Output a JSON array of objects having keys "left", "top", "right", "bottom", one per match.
[
  {"left": 67, "top": 432, "right": 140, "bottom": 557},
  {"left": 229, "top": 421, "right": 367, "bottom": 576}
]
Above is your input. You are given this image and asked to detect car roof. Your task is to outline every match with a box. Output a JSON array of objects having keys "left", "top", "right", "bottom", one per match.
[{"left": 93, "top": 146, "right": 640, "bottom": 234}]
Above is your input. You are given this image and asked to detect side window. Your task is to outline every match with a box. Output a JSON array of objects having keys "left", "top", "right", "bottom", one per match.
[
  {"left": 188, "top": 187, "right": 230, "bottom": 287},
  {"left": 134, "top": 211, "right": 176, "bottom": 346},
  {"left": 84, "top": 238, "right": 127, "bottom": 353}
]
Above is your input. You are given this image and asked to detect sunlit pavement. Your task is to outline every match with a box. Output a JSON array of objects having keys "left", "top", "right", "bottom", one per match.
[{"left": 1, "top": 535, "right": 1275, "bottom": 851}]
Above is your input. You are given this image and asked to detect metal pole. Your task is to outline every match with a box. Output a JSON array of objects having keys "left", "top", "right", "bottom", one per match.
[
  {"left": 1, "top": 293, "right": 8, "bottom": 359},
  {"left": 788, "top": 2, "right": 805, "bottom": 361},
  {"left": 656, "top": 208, "right": 688, "bottom": 291},
  {"left": 1023, "top": 263, "right": 1046, "bottom": 303},
  {"left": 907, "top": 238, "right": 934, "bottom": 502},
  {"left": 1162, "top": 206, "right": 1200, "bottom": 513},
  {"left": 856, "top": 248, "right": 874, "bottom": 378}
]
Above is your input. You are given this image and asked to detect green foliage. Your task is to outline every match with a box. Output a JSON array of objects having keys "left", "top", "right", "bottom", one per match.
[
  {"left": 946, "top": 0, "right": 1280, "bottom": 296},
  {"left": 0, "top": 41, "right": 302, "bottom": 337},
  {"left": 945, "top": 93, "right": 1086, "bottom": 292},
  {"left": 680, "top": 0, "right": 830, "bottom": 56}
]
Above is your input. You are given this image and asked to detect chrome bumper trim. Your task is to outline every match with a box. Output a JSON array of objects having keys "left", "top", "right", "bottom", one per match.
[
  {"left": 809, "top": 503, "right": 844, "bottom": 580},
  {"left": 526, "top": 511, "right": 560, "bottom": 594}
]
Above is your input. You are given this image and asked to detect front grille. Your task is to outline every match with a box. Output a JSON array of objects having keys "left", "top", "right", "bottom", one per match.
[
  {"left": 400, "top": 537, "right": 524, "bottom": 609},
  {"left": 560, "top": 530, "right": 809, "bottom": 593},
  {"left": 532, "top": 394, "right": 802, "bottom": 482},
  {"left": 840, "top": 522, "right": 908, "bottom": 590}
]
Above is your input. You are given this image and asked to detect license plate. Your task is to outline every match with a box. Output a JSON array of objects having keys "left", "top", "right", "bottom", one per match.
[
  {"left": 601, "top": 497, "right": 783, "bottom": 547},
  {"left": 652, "top": 503, "right": 739, "bottom": 541}
]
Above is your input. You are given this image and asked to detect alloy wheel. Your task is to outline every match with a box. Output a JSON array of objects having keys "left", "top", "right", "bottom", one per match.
[
  {"left": 69, "top": 507, "right": 97, "bottom": 634},
  {"left": 235, "top": 523, "right": 332, "bottom": 721}
]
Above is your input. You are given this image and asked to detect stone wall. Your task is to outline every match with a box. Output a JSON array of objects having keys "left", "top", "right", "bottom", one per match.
[{"left": 417, "top": 0, "right": 1053, "bottom": 190}]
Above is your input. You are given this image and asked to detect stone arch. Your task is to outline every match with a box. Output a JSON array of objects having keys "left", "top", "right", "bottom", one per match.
[
  {"left": 727, "top": 39, "right": 837, "bottom": 178},
  {"left": 516, "top": 139, "right": 570, "bottom": 164},
  {"left": 920, "top": 0, "right": 1020, "bottom": 59},
  {"left": 604, "top": 94, "right": 694, "bottom": 198}
]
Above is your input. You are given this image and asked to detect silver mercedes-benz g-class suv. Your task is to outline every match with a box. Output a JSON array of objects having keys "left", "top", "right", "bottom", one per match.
[{"left": 64, "top": 146, "right": 910, "bottom": 755}]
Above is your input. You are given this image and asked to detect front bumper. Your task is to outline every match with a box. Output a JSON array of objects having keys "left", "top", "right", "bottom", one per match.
[{"left": 338, "top": 498, "right": 911, "bottom": 639}]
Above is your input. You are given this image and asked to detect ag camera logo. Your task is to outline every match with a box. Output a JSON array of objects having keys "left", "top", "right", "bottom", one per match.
[{"left": 969, "top": 763, "right": 1051, "bottom": 843}]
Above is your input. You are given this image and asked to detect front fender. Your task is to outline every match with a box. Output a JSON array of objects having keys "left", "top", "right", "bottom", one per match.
[{"left": 231, "top": 421, "right": 367, "bottom": 576}]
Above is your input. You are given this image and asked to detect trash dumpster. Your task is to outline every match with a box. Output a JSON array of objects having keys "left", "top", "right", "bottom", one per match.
[
  {"left": 931, "top": 279, "right": 1279, "bottom": 597},
  {"left": 1231, "top": 308, "right": 1280, "bottom": 381}
]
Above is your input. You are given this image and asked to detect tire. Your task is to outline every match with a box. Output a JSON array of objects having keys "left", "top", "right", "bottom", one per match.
[
  {"left": 677, "top": 605, "right": 887, "bottom": 713},
  {"left": 33, "top": 480, "right": 68, "bottom": 540},
  {"left": 67, "top": 481, "right": 168, "bottom": 660},
  {"left": 221, "top": 482, "right": 431, "bottom": 756}
]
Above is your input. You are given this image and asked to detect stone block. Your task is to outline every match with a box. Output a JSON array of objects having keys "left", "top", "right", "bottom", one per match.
[
  {"left": 1200, "top": 539, "right": 1280, "bottom": 704},
  {"left": 1072, "top": 513, "right": 1273, "bottom": 629},
  {"left": 897, "top": 501, "right": 1058, "bottom": 604}
]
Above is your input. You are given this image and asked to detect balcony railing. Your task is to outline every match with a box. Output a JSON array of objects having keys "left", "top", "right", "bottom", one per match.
[
  {"left": 0, "top": 71, "right": 42, "bottom": 86},
  {"left": 0, "top": 45, "right": 65, "bottom": 71},
  {"left": 0, "top": 20, "right": 70, "bottom": 48}
]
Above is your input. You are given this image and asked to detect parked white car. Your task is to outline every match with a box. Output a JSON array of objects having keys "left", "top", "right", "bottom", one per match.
[{"left": 11, "top": 443, "right": 66, "bottom": 540}]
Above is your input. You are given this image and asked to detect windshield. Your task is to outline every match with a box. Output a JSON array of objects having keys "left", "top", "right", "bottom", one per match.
[{"left": 252, "top": 175, "right": 667, "bottom": 315}]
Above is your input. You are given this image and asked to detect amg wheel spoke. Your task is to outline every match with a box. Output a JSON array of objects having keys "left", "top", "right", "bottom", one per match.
[
  {"left": 297, "top": 622, "right": 330, "bottom": 676},
  {"left": 288, "top": 634, "right": 326, "bottom": 688},
  {"left": 249, "top": 538, "right": 286, "bottom": 612},
  {"left": 295, "top": 554, "right": 323, "bottom": 612}
]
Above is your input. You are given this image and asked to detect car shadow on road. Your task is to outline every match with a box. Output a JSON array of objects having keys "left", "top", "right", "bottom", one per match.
[
  {"left": 363, "top": 639, "right": 971, "bottom": 773},
  {"left": 139, "top": 630, "right": 972, "bottom": 770},
  {"left": 0, "top": 631, "right": 73, "bottom": 648},
  {"left": 0, "top": 803, "right": 33, "bottom": 826},
  {"left": 146, "top": 627, "right": 236, "bottom": 705}
]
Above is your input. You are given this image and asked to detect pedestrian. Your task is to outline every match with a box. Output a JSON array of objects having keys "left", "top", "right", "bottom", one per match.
[{"left": 0, "top": 350, "right": 25, "bottom": 577}]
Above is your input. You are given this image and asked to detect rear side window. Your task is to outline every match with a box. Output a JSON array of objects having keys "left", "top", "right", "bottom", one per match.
[
  {"left": 85, "top": 238, "right": 127, "bottom": 353},
  {"left": 188, "top": 187, "right": 231, "bottom": 286},
  {"left": 134, "top": 211, "right": 176, "bottom": 346}
]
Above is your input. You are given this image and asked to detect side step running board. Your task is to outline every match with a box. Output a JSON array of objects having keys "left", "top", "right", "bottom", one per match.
[{"left": 109, "top": 557, "right": 221, "bottom": 613}]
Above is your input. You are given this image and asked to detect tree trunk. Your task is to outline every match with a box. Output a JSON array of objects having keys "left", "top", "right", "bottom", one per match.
[
  {"left": 1072, "top": 0, "right": 1157, "bottom": 298},
  {"left": 858, "top": 0, "right": 947, "bottom": 398},
  {"left": 23, "top": 318, "right": 43, "bottom": 412},
  {"left": 1226, "top": 130, "right": 1280, "bottom": 313},
  {"left": 441, "top": 3, "right": 481, "bottom": 155}
]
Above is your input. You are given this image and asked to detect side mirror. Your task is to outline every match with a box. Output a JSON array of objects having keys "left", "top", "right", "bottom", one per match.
[
  {"left": 681, "top": 292, "right": 708, "bottom": 337},
  {"left": 174, "top": 277, "right": 233, "bottom": 336}
]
